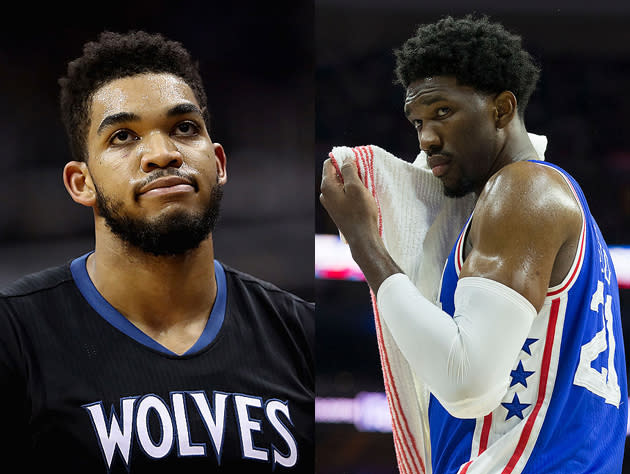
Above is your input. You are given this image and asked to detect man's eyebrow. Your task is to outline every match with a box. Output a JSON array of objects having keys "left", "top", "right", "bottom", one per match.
[
  {"left": 167, "top": 102, "right": 203, "bottom": 117},
  {"left": 404, "top": 94, "right": 448, "bottom": 116},
  {"left": 97, "top": 112, "right": 140, "bottom": 135},
  {"left": 96, "top": 104, "right": 202, "bottom": 135}
]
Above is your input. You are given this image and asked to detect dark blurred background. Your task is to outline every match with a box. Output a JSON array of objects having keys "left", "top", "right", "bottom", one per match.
[
  {"left": 0, "top": 1, "right": 314, "bottom": 301},
  {"left": 314, "top": 0, "right": 630, "bottom": 472}
]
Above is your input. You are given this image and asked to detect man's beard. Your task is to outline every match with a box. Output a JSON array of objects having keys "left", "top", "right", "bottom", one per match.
[
  {"left": 443, "top": 175, "right": 475, "bottom": 198},
  {"left": 94, "top": 180, "right": 223, "bottom": 257}
]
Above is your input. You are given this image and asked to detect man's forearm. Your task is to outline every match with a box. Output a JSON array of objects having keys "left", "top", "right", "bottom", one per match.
[{"left": 346, "top": 235, "right": 403, "bottom": 294}]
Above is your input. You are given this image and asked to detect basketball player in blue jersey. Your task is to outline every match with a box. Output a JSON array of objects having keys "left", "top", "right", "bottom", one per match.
[
  {"left": 320, "top": 15, "right": 627, "bottom": 474},
  {"left": 0, "top": 31, "right": 313, "bottom": 472}
]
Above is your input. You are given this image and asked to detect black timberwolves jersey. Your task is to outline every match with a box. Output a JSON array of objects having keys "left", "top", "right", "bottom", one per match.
[{"left": 0, "top": 253, "right": 314, "bottom": 473}]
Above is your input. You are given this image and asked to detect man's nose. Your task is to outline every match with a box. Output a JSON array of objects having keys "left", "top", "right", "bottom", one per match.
[
  {"left": 419, "top": 125, "right": 441, "bottom": 153},
  {"left": 140, "top": 132, "right": 183, "bottom": 171}
]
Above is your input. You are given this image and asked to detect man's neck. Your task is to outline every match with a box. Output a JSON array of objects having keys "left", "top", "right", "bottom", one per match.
[
  {"left": 476, "top": 123, "right": 539, "bottom": 195},
  {"left": 87, "top": 230, "right": 218, "bottom": 350}
]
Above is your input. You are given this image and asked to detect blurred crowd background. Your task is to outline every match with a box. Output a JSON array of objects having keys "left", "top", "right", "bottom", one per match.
[
  {"left": 315, "top": 1, "right": 630, "bottom": 472},
  {"left": 0, "top": 1, "right": 314, "bottom": 301}
]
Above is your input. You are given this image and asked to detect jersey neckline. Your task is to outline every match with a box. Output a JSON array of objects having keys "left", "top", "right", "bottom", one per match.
[{"left": 70, "top": 252, "right": 227, "bottom": 357}]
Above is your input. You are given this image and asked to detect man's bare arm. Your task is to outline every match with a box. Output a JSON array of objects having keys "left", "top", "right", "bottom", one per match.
[{"left": 460, "top": 161, "right": 582, "bottom": 312}]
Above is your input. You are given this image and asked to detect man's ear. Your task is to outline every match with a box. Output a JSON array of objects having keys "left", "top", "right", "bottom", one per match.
[
  {"left": 494, "top": 91, "right": 518, "bottom": 129},
  {"left": 213, "top": 143, "right": 228, "bottom": 185},
  {"left": 63, "top": 161, "right": 97, "bottom": 207}
]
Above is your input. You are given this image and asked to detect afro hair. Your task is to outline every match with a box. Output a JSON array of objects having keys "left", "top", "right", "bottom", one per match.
[{"left": 394, "top": 15, "right": 541, "bottom": 117}]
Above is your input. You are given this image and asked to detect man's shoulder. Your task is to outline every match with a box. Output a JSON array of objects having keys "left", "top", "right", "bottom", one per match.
[
  {"left": 478, "top": 160, "right": 582, "bottom": 219},
  {"left": 0, "top": 263, "right": 74, "bottom": 300},
  {"left": 470, "top": 160, "right": 584, "bottom": 260},
  {"left": 487, "top": 159, "right": 570, "bottom": 191},
  {"left": 220, "top": 262, "right": 313, "bottom": 311},
  {"left": 0, "top": 262, "right": 77, "bottom": 331},
  {"left": 220, "top": 262, "right": 314, "bottom": 334}
]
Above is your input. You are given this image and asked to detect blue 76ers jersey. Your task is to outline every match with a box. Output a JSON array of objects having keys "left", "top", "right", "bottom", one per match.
[{"left": 432, "top": 161, "right": 627, "bottom": 473}]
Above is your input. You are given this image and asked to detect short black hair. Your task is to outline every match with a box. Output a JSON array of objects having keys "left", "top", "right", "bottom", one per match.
[
  {"left": 59, "top": 30, "right": 208, "bottom": 162},
  {"left": 394, "top": 14, "right": 541, "bottom": 117}
]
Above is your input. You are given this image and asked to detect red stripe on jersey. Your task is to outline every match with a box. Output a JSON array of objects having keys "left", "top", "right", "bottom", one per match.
[
  {"left": 546, "top": 170, "right": 586, "bottom": 297},
  {"left": 455, "top": 218, "right": 471, "bottom": 273},
  {"left": 479, "top": 412, "right": 492, "bottom": 454},
  {"left": 502, "top": 298, "right": 561, "bottom": 473},
  {"left": 547, "top": 222, "right": 585, "bottom": 297},
  {"left": 456, "top": 230, "right": 464, "bottom": 272},
  {"left": 458, "top": 413, "right": 492, "bottom": 472}
]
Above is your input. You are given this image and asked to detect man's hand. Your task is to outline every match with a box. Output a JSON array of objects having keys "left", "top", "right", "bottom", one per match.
[
  {"left": 319, "top": 157, "right": 402, "bottom": 293},
  {"left": 319, "top": 158, "right": 380, "bottom": 247}
]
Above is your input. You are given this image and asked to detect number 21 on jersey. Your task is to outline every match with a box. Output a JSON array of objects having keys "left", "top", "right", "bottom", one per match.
[{"left": 573, "top": 279, "right": 621, "bottom": 407}]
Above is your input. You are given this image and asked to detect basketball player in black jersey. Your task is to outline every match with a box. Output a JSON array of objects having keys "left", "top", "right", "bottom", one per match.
[{"left": 0, "top": 31, "right": 314, "bottom": 472}]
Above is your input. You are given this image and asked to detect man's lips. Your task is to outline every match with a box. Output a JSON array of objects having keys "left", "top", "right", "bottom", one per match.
[
  {"left": 137, "top": 176, "right": 195, "bottom": 196},
  {"left": 427, "top": 154, "right": 451, "bottom": 177}
]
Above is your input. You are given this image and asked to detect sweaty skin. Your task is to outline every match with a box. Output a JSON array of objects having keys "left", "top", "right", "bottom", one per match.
[
  {"left": 320, "top": 76, "right": 582, "bottom": 312},
  {"left": 63, "top": 73, "right": 228, "bottom": 355}
]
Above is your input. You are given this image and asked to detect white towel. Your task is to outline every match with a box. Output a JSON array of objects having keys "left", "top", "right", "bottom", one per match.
[{"left": 327, "top": 134, "right": 547, "bottom": 474}]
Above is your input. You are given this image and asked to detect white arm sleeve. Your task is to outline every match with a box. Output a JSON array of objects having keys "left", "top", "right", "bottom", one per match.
[{"left": 376, "top": 273, "right": 537, "bottom": 419}]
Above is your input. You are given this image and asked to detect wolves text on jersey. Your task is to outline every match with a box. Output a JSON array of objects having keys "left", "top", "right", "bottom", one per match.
[{"left": 83, "top": 390, "right": 298, "bottom": 470}]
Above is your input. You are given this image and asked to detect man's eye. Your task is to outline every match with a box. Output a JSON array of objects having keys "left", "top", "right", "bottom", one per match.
[
  {"left": 413, "top": 119, "right": 422, "bottom": 129},
  {"left": 174, "top": 121, "right": 199, "bottom": 135},
  {"left": 110, "top": 130, "right": 136, "bottom": 144},
  {"left": 436, "top": 107, "right": 450, "bottom": 117}
]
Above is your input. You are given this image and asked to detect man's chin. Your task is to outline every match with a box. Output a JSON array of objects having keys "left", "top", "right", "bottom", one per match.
[
  {"left": 100, "top": 205, "right": 220, "bottom": 257},
  {"left": 443, "top": 185, "right": 473, "bottom": 199},
  {"left": 95, "top": 180, "right": 223, "bottom": 257},
  {"left": 120, "top": 220, "right": 213, "bottom": 257},
  {"left": 442, "top": 176, "right": 476, "bottom": 198}
]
